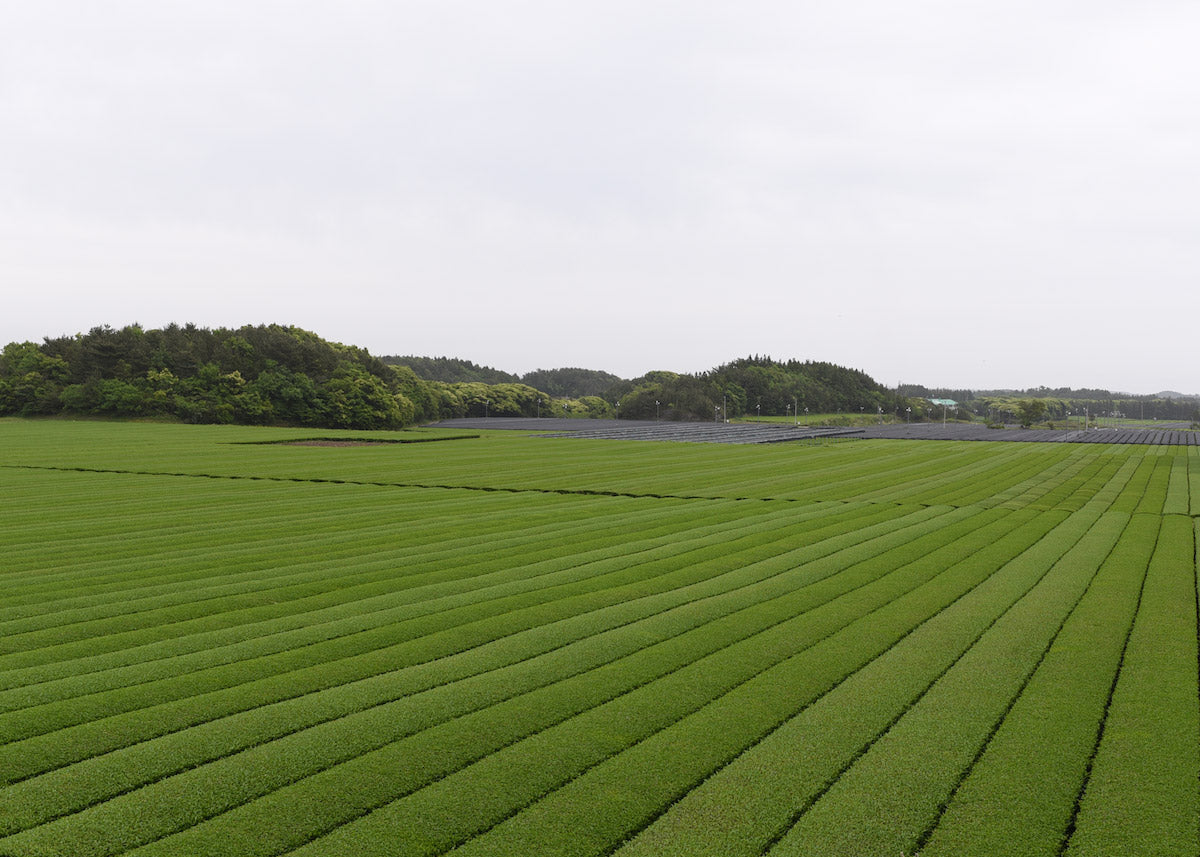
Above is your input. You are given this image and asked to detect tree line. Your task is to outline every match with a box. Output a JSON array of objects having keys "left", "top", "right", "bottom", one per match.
[
  {"left": 0, "top": 325, "right": 537, "bottom": 428},
  {"left": 383, "top": 357, "right": 623, "bottom": 399},
  {"left": 900, "top": 383, "right": 1200, "bottom": 425},
  {"left": 608, "top": 357, "right": 912, "bottom": 421},
  {"left": 2, "top": 326, "right": 933, "bottom": 429}
]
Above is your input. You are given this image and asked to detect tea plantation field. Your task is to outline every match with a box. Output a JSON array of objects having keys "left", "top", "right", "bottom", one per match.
[{"left": 1, "top": 419, "right": 1196, "bottom": 856}]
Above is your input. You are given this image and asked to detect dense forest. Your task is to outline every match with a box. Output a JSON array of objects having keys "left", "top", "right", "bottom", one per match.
[
  {"left": 384, "top": 356, "right": 622, "bottom": 399},
  {"left": 608, "top": 357, "right": 907, "bottom": 421},
  {"left": 8, "top": 324, "right": 1187, "bottom": 430},
  {"left": 0, "top": 327, "right": 913, "bottom": 429},
  {"left": 381, "top": 356, "right": 519, "bottom": 385},
  {"left": 390, "top": 354, "right": 905, "bottom": 420},
  {"left": 0, "top": 324, "right": 561, "bottom": 429}
]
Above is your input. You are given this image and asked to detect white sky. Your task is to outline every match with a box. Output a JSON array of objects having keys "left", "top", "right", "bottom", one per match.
[{"left": 3, "top": 1, "right": 1197, "bottom": 394}]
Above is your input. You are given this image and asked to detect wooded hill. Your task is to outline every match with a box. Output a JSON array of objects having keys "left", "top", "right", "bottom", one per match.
[
  {"left": 383, "top": 356, "right": 622, "bottom": 399},
  {"left": 388, "top": 355, "right": 903, "bottom": 420},
  {"left": 382, "top": 356, "right": 520, "bottom": 386},
  {"left": 1, "top": 325, "right": 911, "bottom": 429},
  {"left": 0, "top": 325, "right": 615, "bottom": 428}
]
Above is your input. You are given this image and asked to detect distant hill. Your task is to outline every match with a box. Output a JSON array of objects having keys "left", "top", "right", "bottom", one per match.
[
  {"left": 385, "top": 356, "right": 624, "bottom": 399},
  {"left": 8, "top": 328, "right": 1054, "bottom": 427},
  {"left": 521, "top": 367, "right": 623, "bottom": 398},
  {"left": 1, "top": 323, "right": 440, "bottom": 429},
  {"left": 381, "top": 355, "right": 519, "bottom": 385},
  {"left": 2, "top": 326, "right": 584, "bottom": 427},
  {"left": 605, "top": 356, "right": 904, "bottom": 421}
]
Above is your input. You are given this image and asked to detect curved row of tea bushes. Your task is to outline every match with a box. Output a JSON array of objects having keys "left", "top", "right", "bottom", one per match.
[
  {"left": 0, "top": 503, "right": 933, "bottom": 834},
  {"left": 1064, "top": 515, "right": 1200, "bottom": 856},
  {"left": 450, "top": 508, "right": 1067, "bottom": 857},
  {"left": 762, "top": 509, "right": 1130, "bottom": 855},
  {"left": 1, "top": 507, "right": 974, "bottom": 855},
  {"left": 916, "top": 513, "right": 1160, "bottom": 855},
  {"left": 0, "top": 421, "right": 1194, "bottom": 857},
  {"left": 2, "top": 500, "right": 905, "bottom": 777}
]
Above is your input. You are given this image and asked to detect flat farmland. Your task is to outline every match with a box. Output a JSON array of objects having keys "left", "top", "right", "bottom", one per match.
[{"left": 1, "top": 419, "right": 1196, "bottom": 857}]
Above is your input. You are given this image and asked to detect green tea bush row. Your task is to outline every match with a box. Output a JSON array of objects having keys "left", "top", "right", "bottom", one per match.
[
  {"left": 984, "top": 447, "right": 1101, "bottom": 510},
  {"left": 0, "top": 491, "right": 683, "bottom": 642},
  {"left": 0, "top": 503, "right": 921, "bottom": 779},
  {"left": 0, "top": 484, "right": 631, "bottom": 605},
  {"left": 1063, "top": 515, "right": 1200, "bottom": 856},
  {"left": 0, "top": 494, "right": 745, "bottom": 679},
  {"left": 1161, "top": 452, "right": 1190, "bottom": 515},
  {"left": 0, "top": 506, "right": 970, "bottom": 855},
  {"left": 940, "top": 449, "right": 1068, "bottom": 508},
  {"left": 170, "top": 507, "right": 998, "bottom": 856},
  {"left": 442, "top": 508, "right": 1068, "bottom": 857},
  {"left": 1034, "top": 453, "right": 1121, "bottom": 512},
  {"left": 917, "top": 513, "right": 1159, "bottom": 855},
  {"left": 864, "top": 444, "right": 1041, "bottom": 504},
  {"left": 0, "top": 494, "right": 766, "bottom": 688},
  {"left": 1107, "top": 455, "right": 1160, "bottom": 514},
  {"left": 0, "top": 501, "right": 821, "bottom": 746},
  {"left": 281, "top": 505, "right": 1084, "bottom": 857},
  {"left": 0, "top": 498, "right": 810, "bottom": 705},
  {"left": 1133, "top": 453, "right": 1174, "bottom": 515},
  {"left": 763, "top": 510, "right": 1130, "bottom": 855},
  {"left": 0, "top": 505, "right": 966, "bottom": 838},
  {"left": 615, "top": 507, "right": 1072, "bottom": 857},
  {"left": 0, "top": 492, "right": 775, "bottom": 673}
]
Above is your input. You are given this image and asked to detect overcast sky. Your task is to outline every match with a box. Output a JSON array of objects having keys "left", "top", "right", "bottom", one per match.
[{"left": 3, "top": 2, "right": 1197, "bottom": 393}]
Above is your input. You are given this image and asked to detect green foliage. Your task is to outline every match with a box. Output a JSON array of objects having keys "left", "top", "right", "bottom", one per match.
[
  {"left": 382, "top": 355, "right": 519, "bottom": 385},
  {"left": 2, "top": 325, "right": 438, "bottom": 430},
  {"left": 394, "top": 353, "right": 902, "bottom": 423},
  {"left": 610, "top": 356, "right": 899, "bottom": 421},
  {"left": 385, "top": 359, "right": 622, "bottom": 400},
  {"left": 521, "top": 367, "right": 622, "bottom": 398},
  {"left": 572, "top": 396, "right": 613, "bottom": 418},
  {"left": 324, "top": 364, "right": 412, "bottom": 429},
  {"left": 972, "top": 392, "right": 1199, "bottom": 424},
  {"left": 0, "top": 342, "right": 70, "bottom": 415},
  {"left": 437, "top": 382, "right": 547, "bottom": 418},
  {"left": 1016, "top": 398, "right": 1048, "bottom": 427},
  {"left": 1065, "top": 516, "right": 1200, "bottom": 856},
  {"left": 919, "top": 514, "right": 1156, "bottom": 855}
]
